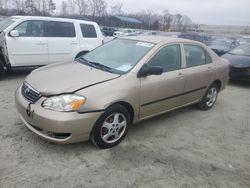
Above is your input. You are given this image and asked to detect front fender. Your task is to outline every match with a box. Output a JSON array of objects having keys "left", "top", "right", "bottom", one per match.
[{"left": 75, "top": 74, "right": 141, "bottom": 122}]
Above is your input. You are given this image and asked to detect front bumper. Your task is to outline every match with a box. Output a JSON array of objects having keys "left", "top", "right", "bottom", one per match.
[
  {"left": 15, "top": 86, "right": 103, "bottom": 144},
  {"left": 230, "top": 66, "right": 250, "bottom": 81}
]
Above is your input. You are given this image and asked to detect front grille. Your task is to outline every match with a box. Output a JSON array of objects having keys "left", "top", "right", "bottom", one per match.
[{"left": 21, "top": 82, "right": 41, "bottom": 103}]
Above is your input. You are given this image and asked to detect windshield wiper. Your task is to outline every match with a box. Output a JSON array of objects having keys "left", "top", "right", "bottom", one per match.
[
  {"left": 77, "top": 57, "right": 114, "bottom": 73},
  {"left": 89, "top": 62, "right": 114, "bottom": 73},
  {"left": 77, "top": 57, "right": 94, "bottom": 66}
]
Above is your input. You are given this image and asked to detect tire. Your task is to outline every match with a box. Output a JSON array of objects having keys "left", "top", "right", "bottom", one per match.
[
  {"left": 198, "top": 83, "right": 219, "bottom": 111},
  {"left": 0, "top": 59, "right": 5, "bottom": 78},
  {"left": 91, "top": 104, "right": 130, "bottom": 149}
]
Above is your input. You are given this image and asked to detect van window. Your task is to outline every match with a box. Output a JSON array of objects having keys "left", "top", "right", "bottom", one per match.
[
  {"left": 13, "top": 20, "right": 45, "bottom": 37},
  {"left": 80, "top": 24, "right": 97, "bottom": 38},
  {"left": 0, "top": 17, "right": 16, "bottom": 32},
  {"left": 184, "top": 45, "right": 206, "bottom": 67},
  {"left": 48, "top": 21, "right": 75, "bottom": 37}
]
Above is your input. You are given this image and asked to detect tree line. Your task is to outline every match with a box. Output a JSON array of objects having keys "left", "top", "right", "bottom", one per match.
[{"left": 0, "top": 0, "right": 192, "bottom": 31}]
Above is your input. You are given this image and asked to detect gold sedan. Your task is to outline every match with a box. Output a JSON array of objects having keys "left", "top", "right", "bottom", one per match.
[{"left": 15, "top": 36, "right": 229, "bottom": 148}]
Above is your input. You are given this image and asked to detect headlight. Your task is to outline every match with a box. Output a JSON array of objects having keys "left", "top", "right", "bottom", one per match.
[{"left": 42, "top": 95, "right": 86, "bottom": 112}]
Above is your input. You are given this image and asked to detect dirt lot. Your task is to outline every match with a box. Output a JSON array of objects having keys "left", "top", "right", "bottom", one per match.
[{"left": 0, "top": 69, "right": 250, "bottom": 188}]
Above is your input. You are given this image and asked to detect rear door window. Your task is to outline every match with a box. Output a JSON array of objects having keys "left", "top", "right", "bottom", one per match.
[
  {"left": 48, "top": 21, "right": 75, "bottom": 37},
  {"left": 80, "top": 24, "right": 97, "bottom": 38}
]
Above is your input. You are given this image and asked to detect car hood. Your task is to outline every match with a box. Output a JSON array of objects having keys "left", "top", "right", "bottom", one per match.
[
  {"left": 221, "top": 53, "right": 250, "bottom": 68},
  {"left": 25, "top": 61, "right": 120, "bottom": 96}
]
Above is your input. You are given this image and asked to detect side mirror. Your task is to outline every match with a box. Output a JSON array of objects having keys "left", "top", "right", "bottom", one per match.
[
  {"left": 138, "top": 65, "right": 163, "bottom": 77},
  {"left": 9, "top": 30, "right": 19, "bottom": 37}
]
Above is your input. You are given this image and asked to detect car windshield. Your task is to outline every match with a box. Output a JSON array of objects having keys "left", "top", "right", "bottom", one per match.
[
  {"left": 0, "top": 17, "right": 16, "bottom": 33},
  {"left": 79, "top": 39, "right": 155, "bottom": 74},
  {"left": 228, "top": 44, "right": 250, "bottom": 56}
]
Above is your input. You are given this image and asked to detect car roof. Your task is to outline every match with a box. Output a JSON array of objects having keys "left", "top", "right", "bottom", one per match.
[
  {"left": 11, "top": 15, "right": 97, "bottom": 24},
  {"left": 123, "top": 35, "right": 199, "bottom": 45}
]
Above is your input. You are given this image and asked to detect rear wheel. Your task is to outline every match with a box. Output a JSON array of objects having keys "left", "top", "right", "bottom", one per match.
[
  {"left": 0, "top": 59, "right": 5, "bottom": 78},
  {"left": 198, "top": 83, "right": 219, "bottom": 110},
  {"left": 91, "top": 104, "right": 130, "bottom": 149}
]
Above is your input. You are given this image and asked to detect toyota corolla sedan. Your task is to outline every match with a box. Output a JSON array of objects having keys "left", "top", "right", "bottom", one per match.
[{"left": 15, "top": 36, "right": 229, "bottom": 149}]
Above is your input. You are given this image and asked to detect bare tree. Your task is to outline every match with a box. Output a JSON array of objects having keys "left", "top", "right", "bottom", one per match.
[
  {"left": 48, "top": 0, "right": 56, "bottom": 14},
  {"left": 12, "top": 0, "right": 26, "bottom": 12},
  {"left": 0, "top": 0, "right": 4, "bottom": 10},
  {"left": 162, "top": 9, "right": 172, "bottom": 31},
  {"left": 60, "top": 1, "right": 68, "bottom": 16},
  {"left": 110, "top": 2, "right": 123, "bottom": 15},
  {"left": 74, "top": 0, "right": 88, "bottom": 16},
  {"left": 68, "top": 0, "right": 75, "bottom": 13},
  {"left": 25, "top": 0, "right": 37, "bottom": 14},
  {"left": 89, "top": 0, "right": 107, "bottom": 17},
  {"left": 3, "top": 0, "right": 8, "bottom": 9},
  {"left": 180, "top": 15, "right": 192, "bottom": 31}
]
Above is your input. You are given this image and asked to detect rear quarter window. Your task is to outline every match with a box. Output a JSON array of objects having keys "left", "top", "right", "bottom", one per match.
[{"left": 80, "top": 24, "right": 97, "bottom": 38}]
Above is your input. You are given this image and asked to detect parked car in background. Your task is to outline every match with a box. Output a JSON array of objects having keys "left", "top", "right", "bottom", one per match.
[
  {"left": 0, "top": 16, "right": 103, "bottom": 78},
  {"left": 142, "top": 31, "right": 180, "bottom": 38},
  {"left": 102, "top": 31, "right": 114, "bottom": 43},
  {"left": 101, "top": 26, "right": 117, "bottom": 36},
  {"left": 15, "top": 36, "right": 229, "bottom": 148},
  {"left": 179, "top": 32, "right": 211, "bottom": 45},
  {"left": 208, "top": 38, "right": 239, "bottom": 56},
  {"left": 222, "top": 43, "right": 250, "bottom": 81},
  {"left": 239, "top": 36, "right": 250, "bottom": 44},
  {"left": 113, "top": 28, "right": 136, "bottom": 37}
]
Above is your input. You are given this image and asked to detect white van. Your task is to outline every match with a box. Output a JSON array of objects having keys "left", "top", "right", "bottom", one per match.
[{"left": 0, "top": 16, "right": 103, "bottom": 77}]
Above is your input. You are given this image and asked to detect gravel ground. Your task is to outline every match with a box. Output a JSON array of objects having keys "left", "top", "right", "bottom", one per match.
[{"left": 0, "top": 69, "right": 250, "bottom": 188}]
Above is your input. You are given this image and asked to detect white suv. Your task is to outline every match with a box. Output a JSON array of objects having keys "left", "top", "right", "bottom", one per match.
[{"left": 0, "top": 16, "right": 103, "bottom": 77}]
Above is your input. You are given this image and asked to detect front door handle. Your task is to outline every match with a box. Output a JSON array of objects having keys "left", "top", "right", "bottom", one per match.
[{"left": 176, "top": 73, "right": 184, "bottom": 79}]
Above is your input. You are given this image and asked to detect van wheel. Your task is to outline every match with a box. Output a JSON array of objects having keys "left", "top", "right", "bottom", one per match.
[
  {"left": 0, "top": 60, "right": 5, "bottom": 78},
  {"left": 198, "top": 83, "right": 218, "bottom": 110},
  {"left": 90, "top": 104, "right": 130, "bottom": 149}
]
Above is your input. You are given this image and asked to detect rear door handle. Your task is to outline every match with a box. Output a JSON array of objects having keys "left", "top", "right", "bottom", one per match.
[{"left": 176, "top": 73, "right": 184, "bottom": 79}]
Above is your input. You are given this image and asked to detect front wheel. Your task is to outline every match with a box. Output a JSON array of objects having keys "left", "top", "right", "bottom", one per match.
[
  {"left": 198, "top": 83, "right": 219, "bottom": 110},
  {"left": 90, "top": 104, "right": 130, "bottom": 149}
]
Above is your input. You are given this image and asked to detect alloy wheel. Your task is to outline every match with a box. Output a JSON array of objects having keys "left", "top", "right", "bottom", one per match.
[
  {"left": 101, "top": 113, "right": 127, "bottom": 144},
  {"left": 206, "top": 87, "right": 218, "bottom": 107}
]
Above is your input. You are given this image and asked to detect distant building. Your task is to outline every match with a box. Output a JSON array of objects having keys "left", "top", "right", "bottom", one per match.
[{"left": 110, "top": 16, "right": 142, "bottom": 28}]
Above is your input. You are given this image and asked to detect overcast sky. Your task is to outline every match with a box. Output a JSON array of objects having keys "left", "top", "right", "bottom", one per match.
[{"left": 55, "top": 0, "right": 250, "bottom": 25}]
